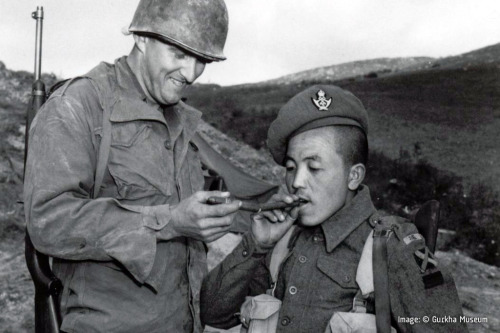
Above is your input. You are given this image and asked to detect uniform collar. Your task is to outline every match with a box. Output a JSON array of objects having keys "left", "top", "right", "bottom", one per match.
[
  {"left": 109, "top": 56, "right": 202, "bottom": 135},
  {"left": 320, "top": 185, "right": 377, "bottom": 253},
  {"left": 115, "top": 56, "right": 148, "bottom": 102}
]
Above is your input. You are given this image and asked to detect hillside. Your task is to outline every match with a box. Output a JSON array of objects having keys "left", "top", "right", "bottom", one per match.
[
  {"left": 258, "top": 57, "right": 434, "bottom": 86},
  {"left": 401, "top": 43, "right": 500, "bottom": 72},
  {"left": 257, "top": 42, "right": 500, "bottom": 85},
  {"left": 185, "top": 43, "right": 500, "bottom": 194}
]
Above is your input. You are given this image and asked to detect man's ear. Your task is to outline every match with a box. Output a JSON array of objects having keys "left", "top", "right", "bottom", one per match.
[
  {"left": 348, "top": 163, "right": 366, "bottom": 191},
  {"left": 133, "top": 34, "right": 147, "bottom": 54}
]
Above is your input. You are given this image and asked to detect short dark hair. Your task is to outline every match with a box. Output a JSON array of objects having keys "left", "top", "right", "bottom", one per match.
[{"left": 332, "top": 126, "right": 368, "bottom": 167}]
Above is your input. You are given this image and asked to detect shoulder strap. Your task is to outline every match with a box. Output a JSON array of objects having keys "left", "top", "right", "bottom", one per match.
[
  {"left": 59, "top": 76, "right": 112, "bottom": 199},
  {"left": 373, "top": 221, "right": 393, "bottom": 333},
  {"left": 269, "top": 225, "right": 296, "bottom": 283},
  {"left": 88, "top": 79, "right": 112, "bottom": 199},
  {"left": 355, "top": 230, "right": 374, "bottom": 296}
]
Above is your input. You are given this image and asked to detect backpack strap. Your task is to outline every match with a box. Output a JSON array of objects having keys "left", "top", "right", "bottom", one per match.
[
  {"left": 58, "top": 76, "right": 112, "bottom": 199},
  {"left": 87, "top": 79, "right": 112, "bottom": 199},
  {"left": 372, "top": 219, "right": 394, "bottom": 333}
]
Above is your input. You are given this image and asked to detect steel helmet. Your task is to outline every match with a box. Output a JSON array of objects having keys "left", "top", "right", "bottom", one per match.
[{"left": 128, "top": 0, "right": 228, "bottom": 62}]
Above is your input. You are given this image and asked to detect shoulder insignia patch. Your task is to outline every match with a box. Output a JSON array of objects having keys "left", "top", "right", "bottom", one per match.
[{"left": 403, "top": 233, "right": 423, "bottom": 245}]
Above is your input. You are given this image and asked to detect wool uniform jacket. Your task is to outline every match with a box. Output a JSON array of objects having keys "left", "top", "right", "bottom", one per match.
[{"left": 201, "top": 186, "right": 467, "bottom": 332}]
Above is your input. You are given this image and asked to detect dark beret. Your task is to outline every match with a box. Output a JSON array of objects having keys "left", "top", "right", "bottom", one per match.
[{"left": 267, "top": 85, "right": 368, "bottom": 165}]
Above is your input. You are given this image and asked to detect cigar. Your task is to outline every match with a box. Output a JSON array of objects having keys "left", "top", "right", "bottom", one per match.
[{"left": 206, "top": 196, "right": 305, "bottom": 212}]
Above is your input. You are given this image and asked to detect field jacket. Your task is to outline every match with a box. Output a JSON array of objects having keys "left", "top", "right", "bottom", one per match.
[
  {"left": 24, "top": 56, "right": 207, "bottom": 332},
  {"left": 201, "top": 186, "right": 467, "bottom": 332}
]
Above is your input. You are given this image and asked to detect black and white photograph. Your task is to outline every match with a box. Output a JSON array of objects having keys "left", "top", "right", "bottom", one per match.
[{"left": 0, "top": 0, "right": 499, "bottom": 332}]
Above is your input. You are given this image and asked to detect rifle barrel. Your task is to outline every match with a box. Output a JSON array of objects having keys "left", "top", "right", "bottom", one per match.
[
  {"left": 32, "top": 7, "right": 44, "bottom": 81},
  {"left": 25, "top": 7, "right": 46, "bottom": 174}
]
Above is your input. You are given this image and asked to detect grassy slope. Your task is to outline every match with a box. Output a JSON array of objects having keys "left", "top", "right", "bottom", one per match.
[
  {"left": 186, "top": 63, "right": 500, "bottom": 193},
  {"left": 342, "top": 64, "right": 500, "bottom": 192}
]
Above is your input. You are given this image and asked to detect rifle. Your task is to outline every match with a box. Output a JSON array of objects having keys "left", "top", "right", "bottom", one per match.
[{"left": 24, "top": 7, "right": 63, "bottom": 333}]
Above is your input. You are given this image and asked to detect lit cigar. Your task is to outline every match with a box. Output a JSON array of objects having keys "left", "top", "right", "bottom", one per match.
[{"left": 206, "top": 196, "right": 305, "bottom": 212}]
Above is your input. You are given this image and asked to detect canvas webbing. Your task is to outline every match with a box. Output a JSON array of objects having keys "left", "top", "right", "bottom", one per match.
[
  {"left": 87, "top": 80, "right": 112, "bottom": 199},
  {"left": 60, "top": 77, "right": 112, "bottom": 200},
  {"left": 373, "top": 227, "right": 392, "bottom": 333}
]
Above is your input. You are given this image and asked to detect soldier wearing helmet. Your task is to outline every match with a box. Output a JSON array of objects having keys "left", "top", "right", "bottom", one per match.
[{"left": 23, "top": 1, "right": 241, "bottom": 332}]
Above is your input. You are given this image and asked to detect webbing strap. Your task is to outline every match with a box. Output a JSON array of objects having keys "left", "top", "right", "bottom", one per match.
[
  {"left": 88, "top": 80, "right": 112, "bottom": 199},
  {"left": 59, "top": 76, "right": 112, "bottom": 200},
  {"left": 373, "top": 228, "right": 392, "bottom": 333}
]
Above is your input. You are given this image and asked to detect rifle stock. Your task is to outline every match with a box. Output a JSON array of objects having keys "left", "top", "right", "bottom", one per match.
[
  {"left": 25, "top": 233, "right": 62, "bottom": 333},
  {"left": 24, "top": 7, "right": 63, "bottom": 333}
]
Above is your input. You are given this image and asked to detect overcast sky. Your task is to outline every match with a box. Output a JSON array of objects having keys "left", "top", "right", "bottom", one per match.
[{"left": 2, "top": 0, "right": 499, "bottom": 86}]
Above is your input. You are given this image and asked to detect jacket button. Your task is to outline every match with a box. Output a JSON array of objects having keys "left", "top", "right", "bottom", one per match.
[
  {"left": 344, "top": 275, "right": 351, "bottom": 283},
  {"left": 164, "top": 140, "right": 172, "bottom": 150},
  {"left": 313, "top": 235, "right": 323, "bottom": 242},
  {"left": 298, "top": 255, "right": 307, "bottom": 263},
  {"left": 289, "top": 286, "right": 297, "bottom": 295},
  {"left": 281, "top": 317, "right": 290, "bottom": 326},
  {"left": 242, "top": 250, "right": 249, "bottom": 257}
]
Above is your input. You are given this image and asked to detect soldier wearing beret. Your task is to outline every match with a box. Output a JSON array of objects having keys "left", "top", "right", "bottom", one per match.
[{"left": 201, "top": 85, "right": 466, "bottom": 332}]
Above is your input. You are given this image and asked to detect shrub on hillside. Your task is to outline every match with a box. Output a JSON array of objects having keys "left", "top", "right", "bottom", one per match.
[{"left": 366, "top": 148, "right": 500, "bottom": 266}]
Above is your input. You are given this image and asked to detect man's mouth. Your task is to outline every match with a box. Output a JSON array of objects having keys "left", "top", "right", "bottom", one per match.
[
  {"left": 297, "top": 197, "right": 310, "bottom": 207},
  {"left": 170, "top": 77, "right": 186, "bottom": 87}
]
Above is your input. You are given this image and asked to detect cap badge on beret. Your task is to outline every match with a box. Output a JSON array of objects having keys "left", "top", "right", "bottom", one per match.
[{"left": 312, "top": 89, "right": 332, "bottom": 111}]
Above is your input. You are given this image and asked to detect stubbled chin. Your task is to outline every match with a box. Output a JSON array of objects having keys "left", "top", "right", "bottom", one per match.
[{"left": 298, "top": 206, "right": 322, "bottom": 226}]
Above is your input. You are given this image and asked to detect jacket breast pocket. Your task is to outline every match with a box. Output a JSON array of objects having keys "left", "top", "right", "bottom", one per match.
[
  {"left": 107, "top": 122, "right": 172, "bottom": 200},
  {"left": 314, "top": 254, "right": 359, "bottom": 309}
]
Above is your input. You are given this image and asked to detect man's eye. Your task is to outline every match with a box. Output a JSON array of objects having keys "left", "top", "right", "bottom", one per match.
[
  {"left": 308, "top": 164, "right": 321, "bottom": 172},
  {"left": 175, "top": 53, "right": 187, "bottom": 60}
]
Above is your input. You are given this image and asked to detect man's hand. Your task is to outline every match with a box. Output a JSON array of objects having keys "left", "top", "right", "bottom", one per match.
[
  {"left": 251, "top": 194, "right": 300, "bottom": 247},
  {"left": 160, "top": 191, "right": 241, "bottom": 243}
]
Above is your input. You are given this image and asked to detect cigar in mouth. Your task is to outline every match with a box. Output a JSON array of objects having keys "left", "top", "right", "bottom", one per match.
[{"left": 206, "top": 196, "right": 306, "bottom": 212}]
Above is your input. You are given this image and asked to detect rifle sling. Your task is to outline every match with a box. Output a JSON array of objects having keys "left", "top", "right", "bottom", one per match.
[
  {"left": 59, "top": 77, "right": 111, "bottom": 199},
  {"left": 88, "top": 80, "right": 111, "bottom": 199}
]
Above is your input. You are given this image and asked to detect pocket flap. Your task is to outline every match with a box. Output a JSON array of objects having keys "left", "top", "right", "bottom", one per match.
[
  {"left": 327, "top": 312, "right": 377, "bottom": 333},
  {"left": 241, "top": 294, "right": 282, "bottom": 320},
  {"left": 317, "top": 255, "right": 358, "bottom": 289},
  {"left": 328, "top": 312, "right": 397, "bottom": 333}
]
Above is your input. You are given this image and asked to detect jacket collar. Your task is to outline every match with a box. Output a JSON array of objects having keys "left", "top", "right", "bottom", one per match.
[
  {"left": 109, "top": 56, "right": 201, "bottom": 133},
  {"left": 321, "top": 185, "right": 377, "bottom": 253}
]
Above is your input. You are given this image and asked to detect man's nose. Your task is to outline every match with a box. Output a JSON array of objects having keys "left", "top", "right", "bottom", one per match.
[
  {"left": 180, "top": 57, "right": 205, "bottom": 83},
  {"left": 292, "top": 168, "right": 306, "bottom": 190}
]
